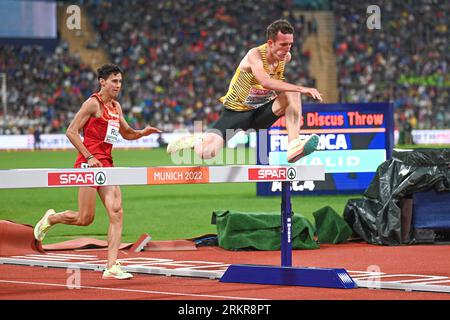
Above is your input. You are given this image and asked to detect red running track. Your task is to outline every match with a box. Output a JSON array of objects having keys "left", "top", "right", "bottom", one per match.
[{"left": 1, "top": 243, "right": 450, "bottom": 300}]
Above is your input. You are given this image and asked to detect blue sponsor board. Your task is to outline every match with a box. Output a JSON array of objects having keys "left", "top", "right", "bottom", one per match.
[{"left": 257, "top": 102, "right": 394, "bottom": 195}]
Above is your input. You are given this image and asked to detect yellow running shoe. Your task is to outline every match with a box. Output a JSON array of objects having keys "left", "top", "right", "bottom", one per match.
[
  {"left": 34, "top": 209, "right": 57, "bottom": 241},
  {"left": 102, "top": 262, "right": 133, "bottom": 280},
  {"left": 166, "top": 134, "right": 199, "bottom": 154},
  {"left": 286, "top": 134, "right": 319, "bottom": 163}
]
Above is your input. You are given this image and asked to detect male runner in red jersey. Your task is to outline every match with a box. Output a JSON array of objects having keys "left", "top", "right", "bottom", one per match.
[{"left": 34, "top": 64, "right": 161, "bottom": 279}]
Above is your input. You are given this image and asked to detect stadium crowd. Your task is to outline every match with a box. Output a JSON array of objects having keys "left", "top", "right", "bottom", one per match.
[
  {"left": 0, "top": 43, "right": 96, "bottom": 134},
  {"left": 0, "top": 0, "right": 448, "bottom": 136},
  {"left": 333, "top": 0, "right": 449, "bottom": 131},
  {"left": 0, "top": 0, "right": 313, "bottom": 135},
  {"left": 84, "top": 0, "right": 315, "bottom": 132}
]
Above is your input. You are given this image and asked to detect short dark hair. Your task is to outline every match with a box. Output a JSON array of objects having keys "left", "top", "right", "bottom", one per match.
[
  {"left": 97, "top": 64, "right": 122, "bottom": 81},
  {"left": 266, "top": 19, "right": 294, "bottom": 40}
]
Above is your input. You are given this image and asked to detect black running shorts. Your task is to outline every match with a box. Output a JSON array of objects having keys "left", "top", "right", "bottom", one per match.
[{"left": 208, "top": 100, "right": 279, "bottom": 141}]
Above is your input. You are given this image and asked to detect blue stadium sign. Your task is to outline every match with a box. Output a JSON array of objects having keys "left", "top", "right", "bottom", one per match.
[{"left": 257, "top": 102, "right": 394, "bottom": 195}]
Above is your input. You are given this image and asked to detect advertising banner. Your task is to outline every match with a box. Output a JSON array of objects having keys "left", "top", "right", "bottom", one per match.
[{"left": 257, "top": 103, "right": 394, "bottom": 195}]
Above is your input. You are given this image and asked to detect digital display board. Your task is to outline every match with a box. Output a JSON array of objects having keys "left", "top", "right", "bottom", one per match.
[
  {"left": 0, "top": 0, "right": 57, "bottom": 39},
  {"left": 257, "top": 102, "right": 394, "bottom": 195}
]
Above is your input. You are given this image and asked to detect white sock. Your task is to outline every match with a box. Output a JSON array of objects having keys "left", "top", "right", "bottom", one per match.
[{"left": 288, "top": 138, "right": 299, "bottom": 148}]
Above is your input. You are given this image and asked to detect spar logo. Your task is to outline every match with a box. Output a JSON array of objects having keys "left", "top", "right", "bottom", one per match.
[
  {"left": 48, "top": 171, "right": 107, "bottom": 186},
  {"left": 287, "top": 168, "right": 296, "bottom": 180},
  {"left": 248, "top": 167, "right": 297, "bottom": 181}
]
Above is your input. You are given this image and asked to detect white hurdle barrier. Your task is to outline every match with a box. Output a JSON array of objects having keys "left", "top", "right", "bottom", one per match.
[
  {"left": 1, "top": 165, "right": 448, "bottom": 293},
  {"left": 0, "top": 164, "right": 360, "bottom": 289},
  {"left": 0, "top": 165, "right": 324, "bottom": 189}
]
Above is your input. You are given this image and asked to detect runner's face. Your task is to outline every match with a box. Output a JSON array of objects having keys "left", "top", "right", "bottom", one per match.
[
  {"left": 101, "top": 73, "right": 122, "bottom": 98},
  {"left": 269, "top": 31, "right": 293, "bottom": 60}
]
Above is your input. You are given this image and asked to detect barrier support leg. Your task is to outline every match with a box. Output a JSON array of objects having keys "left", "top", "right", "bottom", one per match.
[
  {"left": 281, "top": 181, "right": 292, "bottom": 267},
  {"left": 220, "top": 182, "right": 357, "bottom": 289}
]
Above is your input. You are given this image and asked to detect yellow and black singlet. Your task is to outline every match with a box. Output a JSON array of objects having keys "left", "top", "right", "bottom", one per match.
[{"left": 219, "top": 43, "right": 286, "bottom": 112}]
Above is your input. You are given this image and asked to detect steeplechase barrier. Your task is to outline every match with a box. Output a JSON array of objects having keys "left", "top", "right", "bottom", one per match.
[{"left": 0, "top": 165, "right": 361, "bottom": 289}]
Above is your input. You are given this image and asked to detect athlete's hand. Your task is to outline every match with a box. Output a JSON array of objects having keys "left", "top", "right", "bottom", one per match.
[
  {"left": 88, "top": 157, "right": 103, "bottom": 167},
  {"left": 139, "top": 126, "right": 162, "bottom": 137},
  {"left": 299, "top": 87, "right": 323, "bottom": 102}
]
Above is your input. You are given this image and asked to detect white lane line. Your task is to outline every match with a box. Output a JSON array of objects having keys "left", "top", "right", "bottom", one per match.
[
  {"left": 0, "top": 279, "right": 267, "bottom": 300},
  {"left": 11, "top": 255, "right": 70, "bottom": 261},
  {"left": 47, "top": 253, "right": 99, "bottom": 258},
  {"left": 420, "top": 280, "right": 450, "bottom": 285}
]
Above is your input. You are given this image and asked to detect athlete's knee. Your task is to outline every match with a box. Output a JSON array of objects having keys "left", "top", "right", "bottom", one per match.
[
  {"left": 287, "top": 92, "right": 301, "bottom": 110},
  {"left": 199, "top": 147, "right": 218, "bottom": 160},
  {"left": 77, "top": 213, "right": 95, "bottom": 226},
  {"left": 108, "top": 206, "right": 123, "bottom": 224},
  {"left": 194, "top": 133, "right": 223, "bottom": 159},
  {"left": 273, "top": 93, "right": 288, "bottom": 115},
  {"left": 274, "top": 92, "right": 301, "bottom": 116},
  {"left": 195, "top": 146, "right": 216, "bottom": 159}
]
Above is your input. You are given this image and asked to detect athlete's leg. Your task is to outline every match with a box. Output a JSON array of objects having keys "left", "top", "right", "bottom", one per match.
[
  {"left": 98, "top": 185, "right": 124, "bottom": 269},
  {"left": 95, "top": 185, "right": 132, "bottom": 280},
  {"left": 272, "top": 92, "right": 302, "bottom": 142},
  {"left": 197, "top": 108, "right": 256, "bottom": 159},
  {"left": 48, "top": 187, "right": 97, "bottom": 226},
  {"left": 166, "top": 130, "right": 223, "bottom": 160},
  {"left": 271, "top": 92, "right": 319, "bottom": 163},
  {"left": 34, "top": 187, "right": 97, "bottom": 241},
  {"left": 193, "top": 132, "right": 224, "bottom": 160},
  {"left": 168, "top": 108, "right": 252, "bottom": 160}
]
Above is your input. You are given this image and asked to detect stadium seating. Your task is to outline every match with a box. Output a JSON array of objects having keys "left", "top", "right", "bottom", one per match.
[
  {"left": 0, "top": 0, "right": 448, "bottom": 135},
  {"left": 333, "top": 1, "right": 449, "bottom": 131}
]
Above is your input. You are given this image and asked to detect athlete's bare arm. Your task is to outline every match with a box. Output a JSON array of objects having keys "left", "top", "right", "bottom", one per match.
[
  {"left": 241, "top": 48, "right": 322, "bottom": 102},
  {"left": 66, "top": 98, "right": 103, "bottom": 166},
  {"left": 116, "top": 102, "right": 162, "bottom": 140}
]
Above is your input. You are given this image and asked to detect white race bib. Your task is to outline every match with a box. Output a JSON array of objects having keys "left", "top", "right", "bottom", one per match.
[{"left": 104, "top": 120, "right": 120, "bottom": 144}]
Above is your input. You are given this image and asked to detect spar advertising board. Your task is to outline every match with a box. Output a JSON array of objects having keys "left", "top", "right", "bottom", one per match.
[{"left": 257, "top": 102, "right": 394, "bottom": 195}]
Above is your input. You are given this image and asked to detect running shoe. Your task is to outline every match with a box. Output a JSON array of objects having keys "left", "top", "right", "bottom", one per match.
[
  {"left": 286, "top": 134, "right": 319, "bottom": 163},
  {"left": 34, "top": 209, "right": 57, "bottom": 241},
  {"left": 102, "top": 262, "right": 133, "bottom": 280},
  {"left": 166, "top": 134, "right": 199, "bottom": 154}
]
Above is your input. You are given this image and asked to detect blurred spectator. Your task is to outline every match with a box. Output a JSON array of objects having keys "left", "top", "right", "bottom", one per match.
[{"left": 33, "top": 126, "right": 42, "bottom": 150}]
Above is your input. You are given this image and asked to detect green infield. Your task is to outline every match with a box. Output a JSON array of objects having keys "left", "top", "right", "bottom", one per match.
[
  {"left": 0, "top": 148, "right": 359, "bottom": 244},
  {"left": 396, "top": 144, "right": 450, "bottom": 149}
]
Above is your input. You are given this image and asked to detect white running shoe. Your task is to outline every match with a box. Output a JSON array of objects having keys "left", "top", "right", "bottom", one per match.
[
  {"left": 286, "top": 134, "right": 319, "bottom": 163},
  {"left": 166, "top": 134, "right": 199, "bottom": 154},
  {"left": 102, "top": 262, "right": 133, "bottom": 280},
  {"left": 34, "top": 209, "right": 57, "bottom": 241}
]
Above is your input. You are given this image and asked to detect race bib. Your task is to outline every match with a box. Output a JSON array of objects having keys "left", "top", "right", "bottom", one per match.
[
  {"left": 243, "top": 87, "right": 277, "bottom": 109},
  {"left": 104, "top": 120, "right": 120, "bottom": 144}
]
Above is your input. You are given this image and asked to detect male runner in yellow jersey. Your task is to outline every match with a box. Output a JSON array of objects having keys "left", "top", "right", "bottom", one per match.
[{"left": 167, "top": 19, "right": 323, "bottom": 163}]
